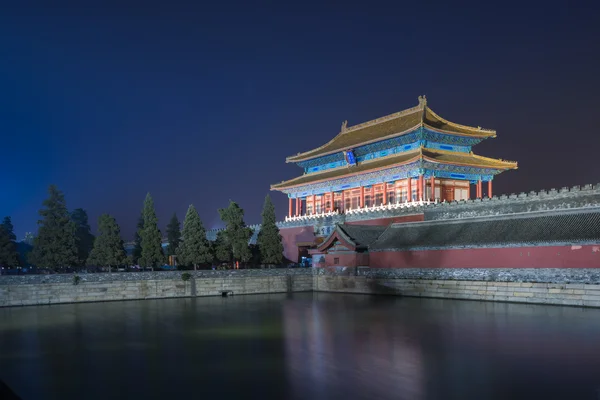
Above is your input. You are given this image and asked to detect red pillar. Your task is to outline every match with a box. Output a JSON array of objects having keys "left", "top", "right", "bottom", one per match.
[
  {"left": 296, "top": 198, "right": 300, "bottom": 216},
  {"left": 407, "top": 177, "right": 412, "bottom": 202},
  {"left": 329, "top": 191, "right": 334, "bottom": 211},
  {"left": 419, "top": 174, "right": 424, "bottom": 201},
  {"left": 383, "top": 182, "right": 387, "bottom": 205},
  {"left": 430, "top": 176, "right": 435, "bottom": 201},
  {"left": 311, "top": 195, "right": 316, "bottom": 214},
  {"left": 288, "top": 198, "right": 292, "bottom": 217},
  {"left": 341, "top": 191, "right": 345, "bottom": 212},
  {"left": 477, "top": 180, "right": 482, "bottom": 199},
  {"left": 488, "top": 180, "right": 492, "bottom": 198},
  {"left": 360, "top": 186, "right": 365, "bottom": 208}
]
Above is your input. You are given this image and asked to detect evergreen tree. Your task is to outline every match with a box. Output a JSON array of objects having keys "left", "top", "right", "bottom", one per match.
[
  {"left": 29, "top": 185, "right": 78, "bottom": 269},
  {"left": 2, "top": 217, "right": 16, "bottom": 242},
  {"left": 138, "top": 193, "right": 164, "bottom": 270},
  {"left": 71, "top": 208, "right": 95, "bottom": 267},
  {"left": 249, "top": 244, "right": 261, "bottom": 268},
  {"left": 257, "top": 195, "right": 284, "bottom": 265},
  {"left": 0, "top": 216, "right": 19, "bottom": 268},
  {"left": 177, "top": 205, "right": 211, "bottom": 270},
  {"left": 87, "top": 214, "right": 126, "bottom": 273},
  {"left": 132, "top": 214, "right": 144, "bottom": 264},
  {"left": 213, "top": 230, "right": 232, "bottom": 265},
  {"left": 166, "top": 213, "right": 181, "bottom": 256},
  {"left": 218, "top": 201, "right": 253, "bottom": 266}
]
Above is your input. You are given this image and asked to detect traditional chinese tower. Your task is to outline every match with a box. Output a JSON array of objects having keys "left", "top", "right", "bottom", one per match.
[{"left": 271, "top": 96, "right": 517, "bottom": 219}]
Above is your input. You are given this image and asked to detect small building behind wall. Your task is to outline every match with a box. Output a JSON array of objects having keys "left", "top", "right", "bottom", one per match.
[{"left": 313, "top": 225, "right": 386, "bottom": 268}]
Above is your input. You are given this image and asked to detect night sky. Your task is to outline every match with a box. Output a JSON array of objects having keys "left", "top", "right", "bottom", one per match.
[{"left": 2, "top": 1, "right": 599, "bottom": 240}]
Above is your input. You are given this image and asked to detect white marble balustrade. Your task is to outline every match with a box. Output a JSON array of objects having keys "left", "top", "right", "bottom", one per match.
[{"left": 284, "top": 199, "right": 437, "bottom": 222}]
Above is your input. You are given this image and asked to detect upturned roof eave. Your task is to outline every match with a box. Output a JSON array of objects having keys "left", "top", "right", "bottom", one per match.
[
  {"left": 422, "top": 154, "right": 518, "bottom": 171},
  {"left": 424, "top": 107, "right": 497, "bottom": 137}
]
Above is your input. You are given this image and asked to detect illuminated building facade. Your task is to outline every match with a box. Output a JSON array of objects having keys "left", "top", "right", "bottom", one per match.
[{"left": 272, "top": 96, "right": 517, "bottom": 218}]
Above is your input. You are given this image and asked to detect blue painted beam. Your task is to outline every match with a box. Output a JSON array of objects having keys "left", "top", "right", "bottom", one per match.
[{"left": 285, "top": 164, "right": 500, "bottom": 197}]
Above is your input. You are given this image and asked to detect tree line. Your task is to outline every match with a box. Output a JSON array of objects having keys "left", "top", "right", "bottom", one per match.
[{"left": 0, "top": 185, "right": 284, "bottom": 272}]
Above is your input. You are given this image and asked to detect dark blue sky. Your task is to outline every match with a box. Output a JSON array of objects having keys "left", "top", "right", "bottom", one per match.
[{"left": 2, "top": 0, "right": 599, "bottom": 239}]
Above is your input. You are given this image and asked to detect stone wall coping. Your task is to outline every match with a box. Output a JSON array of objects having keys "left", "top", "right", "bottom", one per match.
[
  {"left": 316, "top": 267, "right": 600, "bottom": 284},
  {"left": 5, "top": 267, "right": 600, "bottom": 287},
  {"left": 369, "top": 241, "right": 600, "bottom": 252},
  {"left": 389, "top": 205, "right": 600, "bottom": 228},
  {"left": 0, "top": 268, "right": 313, "bottom": 286}
]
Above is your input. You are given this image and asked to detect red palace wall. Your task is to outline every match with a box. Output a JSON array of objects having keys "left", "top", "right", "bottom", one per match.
[
  {"left": 315, "top": 252, "right": 369, "bottom": 268},
  {"left": 345, "top": 214, "right": 424, "bottom": 226},
  {"left": 280, "top": 226, "right": 315, "bottom": 263},
  {"left": 369, "top": 245, "right": 600, "bottom": 269}
]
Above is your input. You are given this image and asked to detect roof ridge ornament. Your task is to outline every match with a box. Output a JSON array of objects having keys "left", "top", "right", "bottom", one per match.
[
  {"left": 341, "top": 120, "right": 348, "bottom": 133},
  {"left": 418, "top": 95, "right": 427, "bottom": 107}
]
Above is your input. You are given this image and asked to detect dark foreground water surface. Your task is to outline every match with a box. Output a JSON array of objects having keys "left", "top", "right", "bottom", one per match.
[{"left": 2, "top": 293, "right": 600, "bottom": 400}]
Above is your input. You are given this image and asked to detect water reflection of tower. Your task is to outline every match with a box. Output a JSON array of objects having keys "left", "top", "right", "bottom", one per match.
[
  {"left": 283, "top": 295, "right": 426, "bottom": 399},
  {"left": 341, "top": 299, "right": 425, "bottom": 399},
  {"left": 283, "top": 298, "right": 327, "bottom": 396}
]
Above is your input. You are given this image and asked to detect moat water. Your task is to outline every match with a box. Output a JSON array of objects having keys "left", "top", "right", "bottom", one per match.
[{"left": 1, "top": 293, "right": 600, "bottom": 400}]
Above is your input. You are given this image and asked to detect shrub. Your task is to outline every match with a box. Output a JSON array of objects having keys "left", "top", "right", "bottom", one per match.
[
  {"left": 73, "top": 275, "right": 81, "bottom": 285},
  {"left": 181, "top": 272, "right": 192, "bottom": 281}
]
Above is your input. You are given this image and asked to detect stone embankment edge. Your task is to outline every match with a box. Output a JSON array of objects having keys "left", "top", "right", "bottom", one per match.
[
  {"left": 314, "top": 275, "right": 600, "bottom": 308},
  {"left": 0, "top": 272, "right": 314, "bottom": 307},
  {"left": 0, "top": 268, "right": 313, "bottom": 285},
  {"left": 3, "top": 268, "right": 600, "bottom": 308}
]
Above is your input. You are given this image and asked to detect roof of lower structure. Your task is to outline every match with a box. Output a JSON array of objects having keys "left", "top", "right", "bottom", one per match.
[
  {"left": 369, "top": 208, "right": 600, "bottom": 251},
  {"left": 271, "top": 147, "right": 517, "bottom": 190},
  {"left": 317, "top": 224, "right": 387, "bottom": 252},
  {"left": 287, "top": 96, "right": 497, "bottom": 163},
  {"left": 339, "top": 224, "right": 387, "bottom": 248}
]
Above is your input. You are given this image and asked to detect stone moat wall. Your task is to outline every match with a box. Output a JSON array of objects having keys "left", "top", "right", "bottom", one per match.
[
  {"left": 3, "top": 268, "right": 600, "bottom": 308},
  {"left": 0, "top": 270, "right": 314, "bottom": 307},
  {"left": 315, "top": 276, "right": 600, "bottom": 308},
  {"left": 314, "top": 267, "right": 600, "bottom": 307}
]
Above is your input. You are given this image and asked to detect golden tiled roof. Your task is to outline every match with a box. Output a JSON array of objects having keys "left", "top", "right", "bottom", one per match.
[
  {"left": 286, "top": 96, "right": 496, "bottom": 163},
  {"left": 422, "top": 148, "right": 517, "bottom": 170},
  {"left": 271, "top": 147, "right": 517, "bottom": 191}
]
